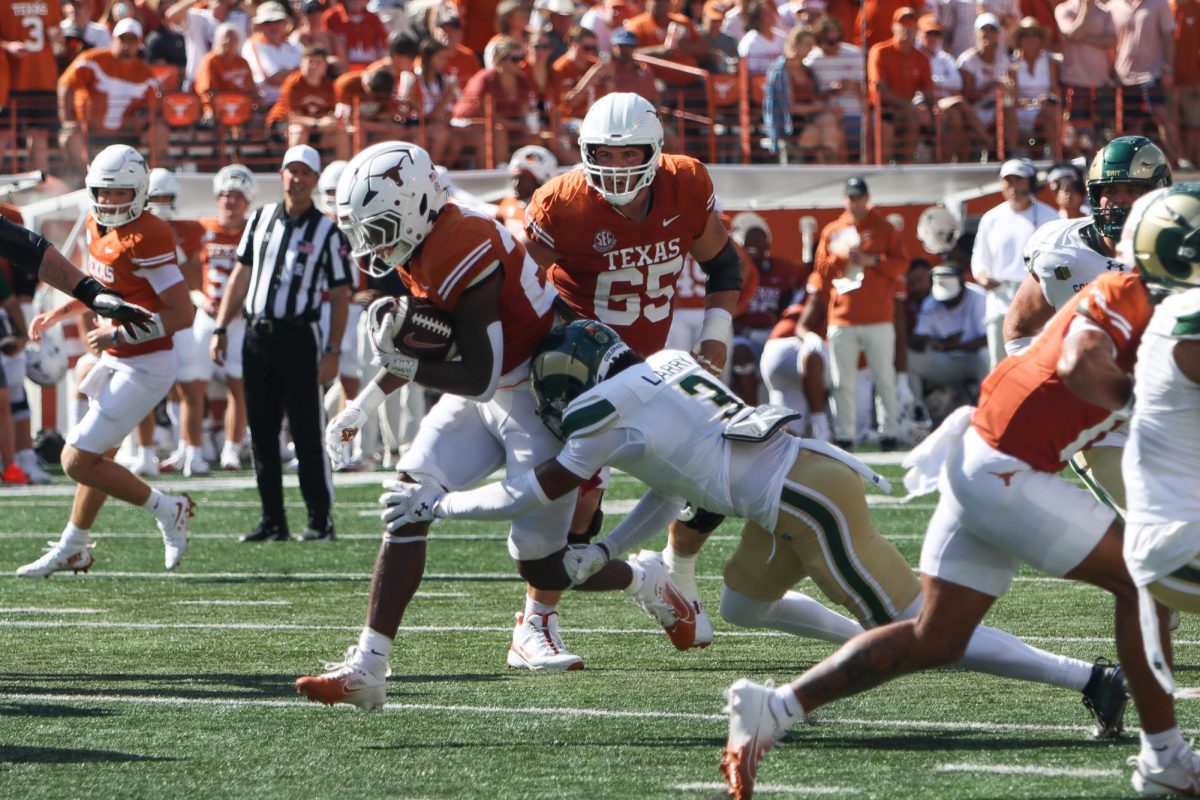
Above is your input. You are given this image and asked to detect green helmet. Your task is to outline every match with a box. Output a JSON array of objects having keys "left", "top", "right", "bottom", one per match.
[
  {"left": 1127, "top": 183, "right": 1200, "bottom": 294},
  {"left": 1087, "top": 136, "right": 1172, "bottom": 238},
  {"left": 530, "top": 320, "right": 632, "bottom": 439}
]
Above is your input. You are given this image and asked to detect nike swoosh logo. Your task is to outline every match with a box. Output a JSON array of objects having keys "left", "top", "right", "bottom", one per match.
[
  {"left": 662, "top": 215, "right": 681, "bottom": 227},
  {"left": 402, "top": 333, "right": 445, "bottom": 351}
]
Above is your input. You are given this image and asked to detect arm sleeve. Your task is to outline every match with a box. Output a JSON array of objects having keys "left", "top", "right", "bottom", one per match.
[
  {"left": 435, "top": 469, "right": 555, "bottom": 521},
  {"left": 0, "top": 217, "right": 51, "bottom": 279},
  {"left": 597, "top": 489, "right": 689, "bottom": 558}
]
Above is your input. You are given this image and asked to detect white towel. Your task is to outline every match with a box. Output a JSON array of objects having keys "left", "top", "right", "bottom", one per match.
[{"left": 900, "top": 405, "right": 975, "bottom": 499}]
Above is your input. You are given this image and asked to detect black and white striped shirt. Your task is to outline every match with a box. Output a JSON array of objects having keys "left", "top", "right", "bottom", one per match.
[{"left": 237, "top": 202, "right": 350, "bottom": 320}]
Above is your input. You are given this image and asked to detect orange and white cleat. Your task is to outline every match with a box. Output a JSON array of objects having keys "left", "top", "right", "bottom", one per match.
[
  {"left": 16, "top": 539, "right": 96, "bottom": 578},
  {"left": 157, "top": 493, "right": 196, "bottom": 570},
  {"left": 720, "top": 679, "right": 783, "bottom": 800},
  {"left": 296, "top": 646, "right": 388, "bottom": 710},
  {"left": 629, "top": 550, "right": 696, "bottom": 651},
  {"left": 507, "top": 611, "right": 584, "bottom": 672}
]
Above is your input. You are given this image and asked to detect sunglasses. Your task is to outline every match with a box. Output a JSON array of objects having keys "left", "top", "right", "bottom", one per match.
[
  {"left": 580, "top": 44, "right": 598, "bottom": 52},
  {"left": 534, "top": 42, "right": 553, "bottom": 49},
  {"left": 506, "top": 54, "right": 525, "bottom": 62}
]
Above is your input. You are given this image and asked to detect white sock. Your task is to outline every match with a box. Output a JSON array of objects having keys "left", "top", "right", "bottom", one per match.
[
  {"left": 1141, "top": 726, "right": 1188, "bottom": 767},
  {"left": 61, "top": 522, "right": 91, "bottom": 547},
  {"left": 810, "top": 412, "right": 832, "bottom": 441},
  {"left": 720, "top": 588, "right": 863, "bottom": 644},
  {"left": 143, "top": 488, "right": 177, "bottom": 522},
  {"left": 957, "top": 624, "right": 1093, "bottom": 691},
  {"left": 624, "top": 563, "right": 646, "bottom": 596},
  {"left": 769, "top": 685, "right": 805, "bottom": 732},
  {"left": 184, "top": 444, "right": 198, "bottom": 460},
  {"left": 167, "top": 401, "right": 181, "bottom": 434},
  {"left": 357, "top": 627, "right": 393, "bottom": 671},
  {"left": 524, "top": 596, "right": 557, "bottom": 618},
  {"left": 138, "top": 445, "right": 155, "bottom": 461},
  {"left": 662, "top": 545, "right": 699, "bottom": 600},
  {"left": 223, "top": 439, "right": 241, "bottom": 454}
]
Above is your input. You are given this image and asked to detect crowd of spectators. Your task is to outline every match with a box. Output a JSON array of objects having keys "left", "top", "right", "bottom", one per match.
[{"left": 1, "top": 0, "right": 1195, "bottom": 177}]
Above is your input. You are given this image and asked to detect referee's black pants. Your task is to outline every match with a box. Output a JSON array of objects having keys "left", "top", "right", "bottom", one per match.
[{"left": 243, "top": 321, "right": 332, "bottom": 532}]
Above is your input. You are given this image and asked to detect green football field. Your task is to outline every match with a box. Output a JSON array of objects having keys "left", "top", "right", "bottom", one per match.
[{"left": 1, "top": 459, "right": 1194, "bottom": 799}]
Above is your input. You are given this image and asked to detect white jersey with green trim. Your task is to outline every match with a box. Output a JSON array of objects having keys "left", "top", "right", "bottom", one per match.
[
  {"left": 1125, "top": 289, "right": 1200, "bottom": 524},
  {"left": 1024, "top": 217, "right": 1129, "bottom": 309},
  {"left": 555, "top": 350, "right": 800, "bottom": 529}
]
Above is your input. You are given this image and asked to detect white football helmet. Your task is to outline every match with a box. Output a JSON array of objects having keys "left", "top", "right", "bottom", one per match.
[
  {"left": 24, "top": 326, "right": 68, "bottom": 387},
  {"left": 729, "top": 211, "right": 771, "bottom": 247},
  {"left": 336, "top": 142, "right": 447, "bottom": 277},
  {"left": 508, "top": 145, "right": 558, "bottom": 186},
  {"left": 916, "top": 204, "right": 962, "bottom": 255},
  {"left": 578, "top": 92, "right": 664, "bottom": 207},
  {"left": 146, "top": 168, "right": 179, "bottom": 219},
  {"left": 86, "top": 145, "right": 150, "bottom": 227},
  {"left": 318, "top": 160, "right": 348, "bottom": 216},
  {"left": 213, "top": 163, "right": 256, "bottom": 202}
]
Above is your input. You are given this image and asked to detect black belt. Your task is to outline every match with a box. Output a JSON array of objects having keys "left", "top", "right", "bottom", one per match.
[{"left": 244, "top": 311, "right": 319, "bottom": 335}]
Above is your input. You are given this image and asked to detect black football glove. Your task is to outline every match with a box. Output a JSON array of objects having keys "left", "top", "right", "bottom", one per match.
[{"left": 73, "top": 278, "right": 156, "bottom": 333}]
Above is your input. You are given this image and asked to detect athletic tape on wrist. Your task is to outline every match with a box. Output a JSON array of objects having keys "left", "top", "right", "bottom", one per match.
[{"left": 699, "top": 307, "right": 733, "bottom": 346}]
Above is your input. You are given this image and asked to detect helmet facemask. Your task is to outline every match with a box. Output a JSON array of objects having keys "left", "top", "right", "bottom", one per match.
[{"left": 582, "top": 143, "right": 658, "bottom": 206}]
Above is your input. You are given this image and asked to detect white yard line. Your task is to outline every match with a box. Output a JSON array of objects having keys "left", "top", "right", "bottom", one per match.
[
  {"left": 175, "top": 600, "right": 291, "bottom": 606},
  {"left": 0, "top": 530, "right": 929, "bottom": 541},
  {"left": 0, "top": 607, "right": 107, "bottom": 614},
  {"left": 672, "top": 783, "right": 852, "bottom": 795},
  {"left": 935, "top": 763, "right": 1121, "bottom": 778}
]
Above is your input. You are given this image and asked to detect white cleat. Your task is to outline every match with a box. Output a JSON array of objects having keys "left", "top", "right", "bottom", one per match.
[
  {"left": 630, "top": 550, "right": 696, "bottom": 651},
  {"left": 182, "top": 453, "right": 210, "bottom": 477},
  {"left": 219, "top": 448, "right": 241, "bottom": 471},
  {"left": 129, "top": 449, "right": 160, "bottom": 477},
  {"left": 507, "top": 611, "right": 584, "bottom": 672},
  {"left": 1130, "top": 746, "right": 1200, "bottom": 796},
  {"left": 15, "top": 451, "right": 52, "bottom": 485},
  {"left": 663, "top": 556, "right": 714, "bottom": 649},
  {"left": 17, "top": 540, "right": 96, "bottom": 578},
  {"left": 720, "top": 679, "right": 783, "bottom": 800},
  {"left": 158, "top": 493, "right": 195, "bottom": 570},
  {"left": 295, "top": 646, "right": 388, "bottom": 710}
]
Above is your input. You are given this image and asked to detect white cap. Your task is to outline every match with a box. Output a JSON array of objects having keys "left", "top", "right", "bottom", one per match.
[
  {"left": 974, "top": 12, "right": 1000, "bottom": 29},
  {"left": 999, "top": 158, "right": 1036, "bottom": 180},
  {"left": 253, "top": 2, "right": 290, "bottom": 24},
  {"left": 113, "top": 18, "right": 143, "bottom": 39},
  {"left": 542, "top": 0, "right": 576, "bottom": 15},
  {"left": 282, "top": 144, "right": 320, "bottom": 174}
]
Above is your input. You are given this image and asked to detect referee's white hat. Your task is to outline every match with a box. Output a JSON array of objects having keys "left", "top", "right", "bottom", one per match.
[{"left": 282, "top": 145, "right": 321, "bottom": 174}]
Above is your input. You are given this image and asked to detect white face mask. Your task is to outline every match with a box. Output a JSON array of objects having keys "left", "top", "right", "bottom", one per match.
[{"left": 931, "top": 276, "right": 961, "bottom": 302}]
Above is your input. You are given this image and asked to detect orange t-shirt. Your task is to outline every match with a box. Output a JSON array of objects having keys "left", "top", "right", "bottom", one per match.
[
  {"left": 624, "top": 12, "right": 702, "bottom": 85},
  {"left": 334, "top": 71, "right": 398, "bottom": 120},
  {"left": 320, "top": 4, "right": 388, "bottom": 67},
  {"left": 1174, "top": 0, "right": 1200, "bottom": 85},
  {"left": 0, "top": 0, "right": 63, "bottom": 92},
  {"left": 267, "top": 71, "right": 335, "bottom": 125},
  {"left": 495, "top": 195, "right": 527, "bottom": 240},
  {"left": 59, "top": 49, "right": 158, "bottom": 133},
  {"left": 810, "top": 208, "right": 908, "bottom": 327},
  {"left": 196, "top": 217, "right": 245, "bottom": 303},
  {"left": 525, "top": 154, "right": 718, "bottom": 356},
  {"left": 84, "top": 211, "right": 180, "bottom": 358},
  {"left": 444, "top": 43, "right": 482, "bottom": 85},
  {"left": 171, "top": 219, "right": 206, "bottom": 264},
  {"left": 867, "top": 40, "right": 933, "bottom": 105},
  {"left": 856, "top": 0, "right": 912, "bottom": 47},
  {"left": 552, "top": 52, "right": 596, "bottom": 116},
  {"left": 193, "top": 52, "right": 256, "bottom": 97}
]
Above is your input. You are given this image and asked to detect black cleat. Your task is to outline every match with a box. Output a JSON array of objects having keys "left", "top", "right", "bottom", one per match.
[
  {"left": 301, "top": 522, "right": 337, "bottom": 542},
  {"left": 880, "top": 437, "right": 899, "bottom": 452},
  {"left": 1082, "top": 659, "right": 1127, "bottom": 739},
  {"left": 833, "top": 439, "right": 854, "bottom": 452},
  {"left": 241, "top": 521, "right": 292, "bottom": 542}
]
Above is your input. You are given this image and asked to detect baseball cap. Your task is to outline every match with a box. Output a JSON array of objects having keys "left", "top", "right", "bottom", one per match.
[
  {"left": 611, "top": 28, "right": 638, "bottom": 46},
  {"left": 282, "top": 144, "right": 321, "bottom": 174},
  {"left": 798, "top": 0, "right": 828, "bottom": 10},
  {"left": 1047, "top": 165, "right": 1081, "bottom": 185},
  {"left": 542, "top": 0, "right": 576, "bottom": 16},
  {"left": 999, "top": 158, "right": 1036, "bottom": 180},
  {"left": 893, "top": 6, "right": 918, "bottom": 24},
  {"left": 917, "top": 14, "right": 943, "bottom": 32},
  {"left": 974, "top": 12, "right": 1000, "bottom": 30},
  {"left": 253, "top": 2, "right": 290, "bottom": 24},
  {"left": 301, "top": 0, "right": 325, "bottom": 14},
  {"left": 844, "top": 177, "right": 869, "bottom": 198},
  {"left": 112, "top": 18, "right": 143, "bottom": 39}
]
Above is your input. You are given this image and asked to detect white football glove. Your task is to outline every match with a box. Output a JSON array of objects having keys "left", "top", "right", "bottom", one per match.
[
  {"left": 373, "top": 350, "right": 419, "bottom": 381},
  {"left": 366, "top": 296, "right": 400, "bottom": 357},
  {"left": 895, "top": 371, "right": 916, "bottom": 412},
  {"left": 325, "top": 404, "right": 368, "bottom": 469},
  {"left": 379, "top": 478, "right": 445, "bottom": 531},
  {"left": 562, "top": 542, "right": 611, "bottom": 585}
]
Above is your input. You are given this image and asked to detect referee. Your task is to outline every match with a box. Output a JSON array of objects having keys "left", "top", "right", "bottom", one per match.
[{"left": 210, "top": 145, "right": 351, "bottom": 543}]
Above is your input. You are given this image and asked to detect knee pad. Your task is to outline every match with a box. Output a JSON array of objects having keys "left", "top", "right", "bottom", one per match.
[
  {"left": 567, "top": 507, "right": 604, "bottom": 546},
  {"left": 518, "top": 547, "right": 573, "bottom": 591},
  {"left": 677, "top": 504, "right": 725, "bottom": 534},
  {"left": 719, "top": 586, "right": 773, "bottom": 628}
]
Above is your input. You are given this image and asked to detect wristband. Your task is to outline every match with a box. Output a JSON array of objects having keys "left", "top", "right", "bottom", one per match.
[
  {"left": 212, "top": 326, "right": 227, "bottom": 336},
  {"left": 699, "top": 307, "right": 733, "bottom": 345},
  {"left": 354, "top": 380, "right": 387, "bottom": 414},
  {"left": 71, "top": 277, "right": 110, "bottom": 309}
]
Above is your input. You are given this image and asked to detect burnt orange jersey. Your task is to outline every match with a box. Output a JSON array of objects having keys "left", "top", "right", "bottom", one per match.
[
  {"left": 974, "top": 271, "right": 1151, "bottom": 473},
  {"left": 739, "top": 256, "right": 801, "bottom": 330},
  {"left": 1, "top": 0, "right": 62, "bottom": 92},
  {"left": 334, "top": 71, "right": 398, "bottom": 120},
  {"left": 401, "top": 203, "right": 556, "bottom": 377},
  {"left": 84, "top": 212, "right": 181, "bottom": 359},
  {"left": 59, "top": 49, "right": 156, "bottom": 132},
  {"left": 193, "top": 52, "right": 256, "bottom": 97},
  {"left": 495, "top": 195, "right": 526, "bottom": 240},
  {"left": 266, "top": 72, "right": 335, "bottom": 125},
  {"left": 321, "top": 4, "right": 388, "bottom": 67},
  {"left": 171, "top": 219, "right": 205, "bottom": 264},
  {"left": 525, "top": 154, "right": 717, "bottom": 356},
  {"left": 196, "top": 217, "right": 244, "bottom": 303}
]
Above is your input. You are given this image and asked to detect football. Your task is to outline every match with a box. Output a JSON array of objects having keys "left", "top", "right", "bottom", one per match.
[{"left": 378, "top": 296, "right": 456, "bottom": 360}]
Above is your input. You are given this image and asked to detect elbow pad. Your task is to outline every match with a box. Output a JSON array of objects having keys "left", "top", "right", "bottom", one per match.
[
  {"left": 0, "top": 217, "right": 50, "bottom": 278},
  {"left": 699, "top": 240, "right": 743, "bottom": 294}
]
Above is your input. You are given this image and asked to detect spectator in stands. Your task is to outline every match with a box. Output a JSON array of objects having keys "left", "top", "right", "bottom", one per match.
[
  {"left": 971, "top": 158, "right": 1054, "bottom": 368},
  {"left": 605, "top": 28, "right": 661, "bottom": 102},
  {"left": 429, "top": 6, "right": 483, "bottom": 85},
  {"left": 1055, "top": 0, "right": 1116, "bottom": 158},
  {"left": 581, "top": 0, "right": 632, "bottom": 52},
  {"left": 1110, "top": 0, "right": 1183, "bottom": 163},
  {"left": 738, "top": 1, "right": 785, "bottom": 77},
  {"left": 1047, "top": 163, "right": 1088, "bottom": 218},
  {"left": 908, "top": 263, "right": 988, "bottom": 410},
  {"left": 857, "top": 0, "right": 917, "bottom": 47},
  {"left": 371, "top": 32, "right": 420, "bottom": 86},
  {"left": 398, "top": 38, "right": 461, "bottom": 167},
  {"left": 810, "top": 177, "right": 907, "bottom": 451},
  {"left": 321, "top": 0, "right": 387, "bottom": 69},
  {"left": 868, "top": 7, "right": 934, "bottom": 163},
  {"left": 554, "top": 26, "right": 603, "bottom": 119},
  {"left": 63, "top": 0, "right": 113, "bottom": 49},
  {"left": 779, "top": 0, "right": 830, "bottom": 31},
  {"left": 485, "top": 0, "right": 532, "bottom": 67},
  {"left": 625, "top": 0, "right": 711, "bottom": 81},
  {"left": 163, "top": 0, "right": 250, "bottom": 88},
  {"left": 194, "top": 22, "right": 257, "bottom": 119},
  {"left": 804, "top": 17, "right": 866, "bottom": 161},
  {"left": 58, "top": 19, "right": 162, "bottom": 177},
  {"left": 1, "top": 0, "right": 63, "bottom": 175},
  {"left": 145, "top": 10, "right": 187, "bottom": 71},
  {"left": 452, "top": 36, "right": 540, "bottom": 168},
  {"left": 956, "top": 13, "right": 1010, "bottom": 158},
  {"left": 334, "top": 67, "right": 397, "bottom": 157},
  {"left": 541, "top": 0, "right": 578, "bottom": 64},
  {"left": 1009, "top": 16, "right": 1059, "bottom": 157},
  {"left": 524, "top": 26, "right": 558, "bottom": 113},
  {"left": 244, "top": 2, "right": 303, "bottom": 108},
  {"left": 918, "top": 14, "right": 978, "bottom": 162},
  {"left": 764, "top": 26, "right": 842, "bottom": 162},
  {"left": 291, "top": 1, "right": 334, "bottom": 55},
  {"left": 1177, "top": 0, "right": 1200, "bottom": 168},
  {"left": 700, "top": 4, "right": 740, "bottom": 72},
  {"left": 267, "top": 45, "right": 346, "bottom": 155}
]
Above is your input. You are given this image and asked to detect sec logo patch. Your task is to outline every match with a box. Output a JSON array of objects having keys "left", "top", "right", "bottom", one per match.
[{"left": 593, "top": 229, "right": 616, "bottom": 253}]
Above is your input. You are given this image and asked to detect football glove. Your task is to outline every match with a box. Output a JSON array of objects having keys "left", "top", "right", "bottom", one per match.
[
  {"left": 373, "top": 350, "right": 419, "bottom": 381},
  {"left": 563, "top": 542, "right": 611, "bottom": 585},
  {"left": 325, "top": 404, "right": 368, "bottom": 469},
  {"left": 380, "top": 478, "right": 445, "bottom": 531},
  {"left": 90, "top": 289, "right": 157, "bottom": 332},
  {"left": 366, "top": 296, "right": 400, "bottom": 357}
]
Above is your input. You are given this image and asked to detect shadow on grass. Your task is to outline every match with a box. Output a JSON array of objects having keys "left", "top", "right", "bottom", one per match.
[
  {"left": 0, "top": 702, "right": 115, "bottom": 718},
  {"left": 0, "top": 745, "right": 176, "bottom": 764},
  {"left": 363, "top": 735, "right": 728, "bottom": 751},
  {"left": 797, "top": 731, "right": 1105, "bottom": 752}
]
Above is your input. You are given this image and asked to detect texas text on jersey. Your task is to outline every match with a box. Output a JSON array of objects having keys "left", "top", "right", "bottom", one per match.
[
  {"left": 974, "top": 271, "right": 1151, "bottom": 473},
  {"left": 398, "top": 203, "right": 557, "bottom": 378},
  {"left": 525, "top": 153, "right": 716, "bottom": 355},
  {"left": 1024, "top": 217, "right": 1129, "bottom": 309}
]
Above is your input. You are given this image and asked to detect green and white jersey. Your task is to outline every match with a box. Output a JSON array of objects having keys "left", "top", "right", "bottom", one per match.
[
  {"left": 1126, "top": 289, "right": 1200, "bottom": 524},
  {"left": 1024, "top": 217, "right": 1129, "bottom": 309},
  {"left": 555, "top": 350, "right": 800, "bottom": 529}
]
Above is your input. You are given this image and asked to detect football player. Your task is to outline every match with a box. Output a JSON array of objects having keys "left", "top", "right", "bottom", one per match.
[
  {"left": 1003, "top": 136, "right": 1172, "bottom": 514},
  {"left": 517, "top": 92, "right": 744, "bottom": 666},
  {"left": 758, "top": 302, "right": 833, "bottom": 441},
  {"left": 496, "top": 145, "right": 557, "bottom": 239},
  {"left": 720, "top": 201, "right": 1191, "bottom": 800},
  {"left": 16, "top": 145, "right": 196, "bottom": 578},
  {"left": 297, "top": 142, "right": 697, "bottom": 709},
  {"left": 379, "top": 319, "right": 1127, "bottom": 739}
]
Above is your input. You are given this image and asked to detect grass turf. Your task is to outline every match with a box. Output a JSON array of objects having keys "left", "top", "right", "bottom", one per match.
[{"left": 0, "top": 463, "right": 1192, "bottom": 799}]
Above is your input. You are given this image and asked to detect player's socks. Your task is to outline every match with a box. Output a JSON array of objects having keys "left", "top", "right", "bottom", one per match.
[
  {"left": 1141, "top": 726, "right": 1189, "bottom": 768},
  {"left": 138, "top": 445, "right": 156, "bottom": 462},
  {"left": 769, "top": 685, "right": 805, "bottom": 732},
  {"left": 662, "top": 545, "right": 699, "bottom": 598},
  {"left": 524, "top": 597, "right": 558, "bottom": 618},
  {"left": 809, "top": 412, "right": 832, "bottom": 441},
  {"left": 623, "top": 564, "right": 647, "bottom": 595},
  {"left": 357, "top": 627, "right": 393, "bottom": 673},
  {"left": 143, "top": 489, "right": 180, "bottom": 523},
  {"left": 957, "top": 624, "right": 1093, "bottom": 690},
  {"left": 61, "top": 522, "right": 92, "bottom": 548},
  {"left": 720, "top": 587, "right": 863, "bottom": 644}
]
